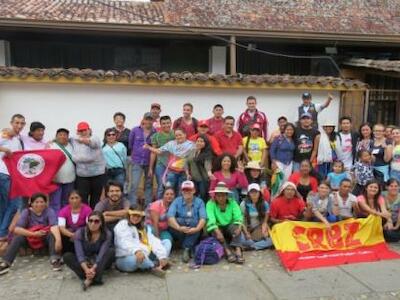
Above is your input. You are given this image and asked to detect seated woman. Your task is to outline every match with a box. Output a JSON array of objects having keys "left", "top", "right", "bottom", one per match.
[
  {"left": 145, "top": 187, "right": 175, "bottom": 257},
  {"left": 114, "top": 205, "right": 168, "bottom": 277},
  {"left": 383, "top": 179, "right": 400, "bottom": 242},
  {"left": 305, "top": 182, "right": 338, "bottom": 227},
  {"left": 355, "top": 180, "right": 393, "bottom": 226},
  {"left": 63, "top": 211, "right": 114, "bottom": 291},
  {"left": 240, "top": 183, "right": 272, "bottom": 250},
  {"left": 243, "top": 161, "right": 270, "bottom": 202},
  {"left": 0, "top": 193, "right": 62, "bottom": 275},
  {"left": 269, "top": 182, "right": 305, "bottom": 224},
  {"left": 206, "top": 182, "right": 246, "bottom": 264},
  {"left": 58, "top": 190, "right": 92, "bottom": 253},
  {"left": 210, "top": 154, "right": 249, "bottom": 202},
  {"left": 288, "top": 159, "right": 318, "bottom": 201}
]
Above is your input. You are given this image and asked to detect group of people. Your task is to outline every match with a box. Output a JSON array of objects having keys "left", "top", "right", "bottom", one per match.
[{"left": 0, "top": 92, "right": 400, "bottom": 289}]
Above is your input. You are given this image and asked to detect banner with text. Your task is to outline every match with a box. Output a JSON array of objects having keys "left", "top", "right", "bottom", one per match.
[{"left": 270, "top": 215, "right": 400, "bottom": 271}]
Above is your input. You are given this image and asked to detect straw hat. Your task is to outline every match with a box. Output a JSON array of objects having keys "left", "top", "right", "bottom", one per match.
[
  {"left": 210, "top": 182, "right": 232, "bottom": 194},
  {"left": 245, "top": 161, "right": 264, "bottom": 170}
]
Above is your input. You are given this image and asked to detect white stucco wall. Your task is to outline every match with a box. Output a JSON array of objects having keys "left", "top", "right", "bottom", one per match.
[{"left": 0, "top": 82, "right": 340, "bottom": 140}]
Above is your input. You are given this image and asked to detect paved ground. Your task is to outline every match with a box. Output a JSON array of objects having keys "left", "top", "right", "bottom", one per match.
[{"left": 2, "top": 244, "right": 400, "bottom": 300}]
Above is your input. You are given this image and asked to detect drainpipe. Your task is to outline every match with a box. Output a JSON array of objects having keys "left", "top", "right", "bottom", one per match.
[
  {"left": 363, "top": 89, "right": 370, "bottom": 122},
  {"left": 230, "top": 36, "right": 236, "bottom": 75}
]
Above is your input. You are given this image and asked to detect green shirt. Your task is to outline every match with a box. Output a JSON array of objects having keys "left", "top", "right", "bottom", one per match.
[
  {"left": 206, "top": 198, "right": 243, "bottom": 232},
  {"left": 151, "top": 130, "right": 175, "bottom": 166}
]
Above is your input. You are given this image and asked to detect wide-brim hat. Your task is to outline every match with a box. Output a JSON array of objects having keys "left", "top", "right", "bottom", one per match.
[
  {"left": 210, "top": 182, "right": 232, "bottom": 194},
  {"left": 245, "top": 161, "right": 264, "bottom": 170}
]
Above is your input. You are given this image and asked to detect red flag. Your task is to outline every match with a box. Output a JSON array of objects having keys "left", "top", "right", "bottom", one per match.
[{"left": 4, "top": 149, "right": 66, "bottom": 198}]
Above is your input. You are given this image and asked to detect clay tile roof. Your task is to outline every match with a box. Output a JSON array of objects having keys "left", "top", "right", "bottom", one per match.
[
  {"left": 0, "top": 0, "right": 400, "bottom": 36},
  {"left": 0, "top": 66, "right": 367, "bottom": 90},
  {"left": 343, "top": 58, "right": 400, "bottom": 73}
]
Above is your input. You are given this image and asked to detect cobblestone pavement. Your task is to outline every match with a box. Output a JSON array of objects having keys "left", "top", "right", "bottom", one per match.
[{"left": 2, "top": 244, "right": 400, "bottom": 300}]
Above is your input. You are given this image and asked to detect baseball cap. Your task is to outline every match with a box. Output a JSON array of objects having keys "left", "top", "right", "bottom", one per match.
[
  {"left": 302, "top": 92, "right": 312, "bottom": 99},
  {"left": 198, "top": 120, "right": 209, "bottom": 127},
  {"left": 143, "top": 112, "right": 154, "bottom": 120},
  {"left": 30, "top": 122, "right": 45, "bottom": 132},
  {"left": 77, "top": 121, "right": 90, "bottom": 131},
  {"left": 151, "top": 103, "right": 161, "bottom": 109},
  {"left": 250, "top": 123, "right": 261, "bottom": 130},
  {"left": 248, "top": 183, "right": 261, "bottom": 192},
  {"left": 181, "top": 180, "right": 195, "bottom": 191},
  {"left": 300, "top": 112, "right": 312, "bottom": 119}
]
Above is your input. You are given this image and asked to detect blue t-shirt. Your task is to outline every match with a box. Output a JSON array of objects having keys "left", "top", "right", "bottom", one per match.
[{"left": 327, "top": 172, "right": 348, "bottom": 190}]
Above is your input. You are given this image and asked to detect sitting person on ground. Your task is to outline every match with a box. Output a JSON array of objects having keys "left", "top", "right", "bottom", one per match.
[
  {"left": 0, "top": 193, "right": 62, "bottom": 275},
  {"left": 94, "top": 181, "right": 130, "bottom": 232},
  {"left": 383, "top": 179, "right": 400, "bottom": 242},
  {"left": 240, "top": 183, "right": 272, "bottom": 250},
  {"left": 63, "top": 211, "right": 114, "bottom": 291},
  {"left": 58, "top": 190, "right": 92, "bottom": 253},
  {"left": 288, "top": 159, "right": 318, "bottom": 201},
  {"left": 243, "top": 161, "right": 270, "bottom": 202},
  {"left": 269, "top": 182, "right": 305, "bottom": 224},
  {"left": 326, "top": 161, "right": 349, "bottom": 191},
  {"left": 114, "top": 205, "right": 168, "bottom": 277},
  {"left": 210, "top": 153, "right": 249, "bottom": 202},
  {"left": 167, "top": 180, "right": 206, "bottom": 263},
  {"left": 331, "top": 178, "right": 358, "bottom": 220},
  {"left": 352, "top": 150, "right": 374, "bottom": 196},
  {"left": 305, "top": 182, "right": 338, "bottom": 227},
  {"left": 145, "top": 187, "right": 175, "bottom": 257},
  {"left": 355, "top": 180, "right": 393, "bottom": 228},
  {"left": 206, "top": 182, "right": 246, "bottom": 264}
]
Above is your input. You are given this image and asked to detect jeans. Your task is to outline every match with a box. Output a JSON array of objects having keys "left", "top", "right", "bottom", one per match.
[
  {"left": 0, "top": 173, "right": 10, "bottom": 228},
  {"left": 194, "top": 180, "right": 209, "bottom": 202},
  {"left": 0, "top": 196, "right": 23, "bottom": 238},
  {"left": 106, "top": 168, "right": 126, "bottom": 187},
  {"left": 155, "top": 164, "right": 167, "bottom": 199},
  {"left": 242, "top": 238, "right": 273, "bottom": 250},
  {"left": 390, "top": 169, "right": 400, "bottom": 182},
  {"left": 169, "top": 227, "right": 201, "bottom": 250},
  {"left": 49, "top": 182, "right": 75, "bottom": 214},
  {"left": 75, "top": 174, "right": 106, "bottom": 209},
  {"left": 292, "top": 162, "right": 301, "bottom": 172},
  {"left": 217, "top": 224, "right": 246, "bottom": 248},
  {"left": 384, "top": 229, "right": 400, "bottom": 243},
  {"left": 116, "top": 255, "right": 155, "bottom": 272},
  {"left": 318, "top": 162, "right": 331, "bottom": 179},
  {"left": 63, "top": 248, "right": 114, "bottom": 282},
  {"left": 147, "top": 225, "right": 173, "bottom": 256},
  {"left": 3, "top": 233, "right": 60, "bottom": 264},
  {"left": 166, "top": 171, "right": 186, "bottom": 196},
  {"left": 128, "top": 163, "right": 153, "bottom": 207}
]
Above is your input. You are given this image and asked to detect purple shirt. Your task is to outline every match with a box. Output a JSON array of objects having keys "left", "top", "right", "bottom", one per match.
[
  {"left": 58, "top": 204, "right": 92, "bottom": 232},
  {"left": 128, "top": 126, "right": 156, "bottom": 165},
  {"left": 16, "top": 208, "right": 57, "bottom": 228}
]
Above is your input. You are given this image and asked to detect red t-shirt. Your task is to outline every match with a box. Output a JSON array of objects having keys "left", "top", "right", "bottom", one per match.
[
  {"left": 207, "top": 117, "right": 224, "bottom": 136},
  {"left": 214, "top": 130, "right": 242, "bottom": 156},
  {"left": 173, "top": 118, "right": 197, "bottom": 138},
  {"left": 288, "top": 172, "right": 318, "bottom": 193},
  {"left": 270, "top": 196, "right": 305, "bottom": 221}
]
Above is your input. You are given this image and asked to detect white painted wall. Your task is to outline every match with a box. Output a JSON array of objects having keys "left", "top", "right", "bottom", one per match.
[{"left": 0, "top": 83, "right": 340, "bottom": 140}]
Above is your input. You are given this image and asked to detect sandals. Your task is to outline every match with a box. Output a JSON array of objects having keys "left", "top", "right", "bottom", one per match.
[
  {"left": 236, "top": 254, "right": 245, "bottom": 264},
  {"left": 227, "top": 253, "right": 236, "bottom": 263}
]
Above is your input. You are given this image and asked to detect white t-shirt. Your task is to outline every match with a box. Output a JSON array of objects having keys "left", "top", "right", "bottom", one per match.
[
  {"left": 336, "top": 132, "right": 353, "bottom": 170},
  {"left": 0, "top": 136, "right": 23, "bottom": 175},
  {"left": 335, "top": 192, "right": 357, "bottom": 218},
  {"left": 303, "top": 103, "right": 323, "bottom": 113}
]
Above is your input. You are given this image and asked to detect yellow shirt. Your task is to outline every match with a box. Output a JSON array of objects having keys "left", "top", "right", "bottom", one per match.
[{"left": 242, "top": 137, "right": 267, "bottom": 162}]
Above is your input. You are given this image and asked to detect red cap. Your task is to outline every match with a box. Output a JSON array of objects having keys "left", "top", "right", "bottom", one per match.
[
  {"left": 198, "top": 120, "right": 209, "bottom": 128},
  {"left": 77, "top": 121, "right": 90, "bottom": 131},
  {"left": 151, "top": 103, "right": 161, "bottom": 109},
  {"left": 250, "top": 123, "right": 261, "bottom": 130}
]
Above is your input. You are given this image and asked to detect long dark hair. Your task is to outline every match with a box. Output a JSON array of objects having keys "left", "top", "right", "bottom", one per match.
[
  {"left": 245, "top": 191, "right": 266, "bottom": 225},
  {"left": 194, "top": 134, "right": 213, "bottom": 165},
  {"left": 128, "top": 204, "right": 145, "bottom": 230},
  {"left": 358, "top": 122, "right": 373, "bottom": 140},
  {"left": 362, "top": 180, "right": 382, "bottom": 211},
  {"left": 84, "top": 211, "right": 107, "bottom": 242},
  {"left": 213, "top": 153, "right": 237, "bottom": 173}
]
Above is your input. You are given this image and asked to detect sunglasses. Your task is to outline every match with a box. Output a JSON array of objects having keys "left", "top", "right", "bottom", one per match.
[{"left": 88, "top": 219, "right": 100, "bottom": 224}]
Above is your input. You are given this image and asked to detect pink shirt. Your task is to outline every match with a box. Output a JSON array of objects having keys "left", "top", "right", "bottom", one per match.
[
  {"left": 357, "top": 195, "right": 385, "bottom": 205},
  {"left": 210, "top": 170, "right": 249, "bottom": 192},
  {"left": 207, "top": 117, "right": 224, "bottom": 136},
  {"left": 21, "top": 135, "right": 47, "bottom": 150},
  {"left": 58, "top": 204, "right": 92, "bottom": 232},
  {"left": 146, "top": 200, "right": 169, "bottom": 231}
]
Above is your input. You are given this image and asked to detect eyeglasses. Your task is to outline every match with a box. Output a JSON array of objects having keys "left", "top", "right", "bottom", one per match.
[{"left": 88, "top": 219, "right": 100, "bottom": 224}]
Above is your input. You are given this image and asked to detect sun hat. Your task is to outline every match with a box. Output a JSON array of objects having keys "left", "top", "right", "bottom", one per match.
[
  {"left": 210, "top": 182, "right": 232, "bottom": 194},
  {"left": 245, "top": 161, "right": 264, "bottom": 170}
]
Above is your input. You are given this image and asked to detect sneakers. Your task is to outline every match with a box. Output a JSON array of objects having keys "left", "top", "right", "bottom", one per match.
[
  {"left": 0, "top": 262, "right": 10, "bottom": 275},
  {"left": 51, "top": 259, "right": 62, "bottom": 271},
  {"left": 182, "top": 248, "right": 191, "bottom": 263}
]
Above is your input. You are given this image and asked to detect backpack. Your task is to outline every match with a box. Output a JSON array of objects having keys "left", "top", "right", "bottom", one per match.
[{"left": 194, "top": 237, "right": 224, "bottom": 266}]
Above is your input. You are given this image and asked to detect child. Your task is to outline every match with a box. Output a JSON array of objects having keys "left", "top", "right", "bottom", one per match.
[
  {"left": 352, "top": 150, "right": 374, "bottom": 196},
  {"left": 242, "top": 123, "right": 267, "bottom": 167},
  {"left": 326, "top": 161, "right": 348, "bottom": 191},
  {"left": 305, "top": 182, "right": 337, "bottom": 227}
]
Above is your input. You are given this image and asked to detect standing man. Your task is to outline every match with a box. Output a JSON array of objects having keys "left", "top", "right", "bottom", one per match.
[
  {"left": 22, "top": 121, "right": 47, "bottom": 150},
  {"left": 293, "top": 113, "right": 320, "bottom": 171},
  {"left": 150, "top": 103, "right": 162, "bottom": 131},
  {"left": 336, "top": 116, "right": 359, "bottom": 172},
  {"left": 0, "top": 114, "right": 26, "bottom": 242},
  {"left": 149, "top": 115, "right": 175, "bottom": 199},
  {"left": 207, "top": 104, "right": 225, "bottom": 136},
  {"left": 49, "top": 128, "right": 76, "bottom": 214},
  {"left": 128, "top": 112, "right": 156, "bottom": 207},
  {"left": 189, "top": 120, "right": 223, "bottom": 156},
  {"left": 112, "top": 112, "right": 131, "bottom": 153},
  {"left": 215, "top": 116, "right": 243, "bottom": 159},
  {"left": 297, "top": 92, "right": 333, "bottom": 128},
  {"left": 238, "top": 96, "right": 268, "bottom": 139},
  {"left": 173, "top": 103, "right": 198, "bottom": 138}
]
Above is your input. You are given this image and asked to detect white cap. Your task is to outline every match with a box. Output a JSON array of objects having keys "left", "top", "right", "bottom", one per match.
[
  {"left": 181, "top": 180, "right": 195, "bottom": 190},
  {"left": 247, "top": 183, "right": 261, "bottom": 192}
]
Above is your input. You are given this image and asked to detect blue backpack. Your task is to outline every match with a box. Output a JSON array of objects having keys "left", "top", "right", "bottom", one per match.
[{"left": 194, "top": 237, "right": 224, "bottom": 266}]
